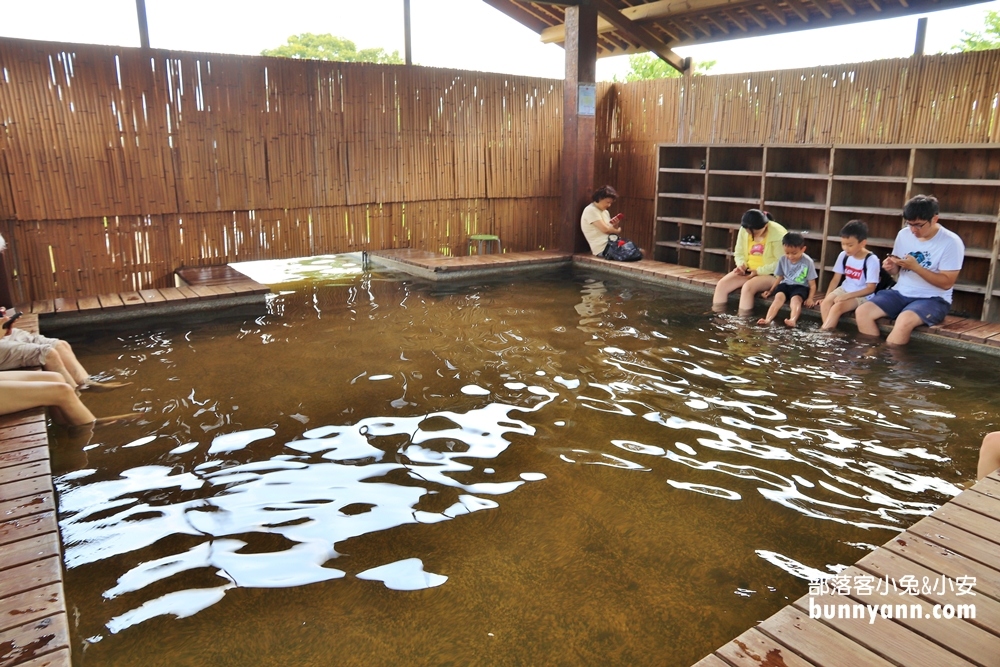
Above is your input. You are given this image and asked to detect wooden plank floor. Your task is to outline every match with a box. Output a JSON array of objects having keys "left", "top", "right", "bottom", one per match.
[
  {"left": 0, "top": 315, "right": 71, "bottom": 667},
  {"left": 693, "top": 473, "right": 1000, "bottom": 667},
  {"left": 15, "top": 266, "right": 270, "bottom": 321}
]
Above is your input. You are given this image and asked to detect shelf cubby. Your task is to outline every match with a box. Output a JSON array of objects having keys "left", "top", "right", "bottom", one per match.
[
  {"left": 767, "top": 146, "right": 830, "bottom": 175},
  {"left": 913, "top": 147, "right": 1000, "bottom": 181},
  {"left": 658, "top": 145, "right": 707, "bottom": 171},
  {"left": 764, "top": 203, "right": 825, "bottom": 237},
  {"left": 764, "top": 176, "right": 828, "bottom": 207},
  {"left": 658, "top": 171, "right": 705, "bottom": 196},
  {"left": 709, "top": 146, "right": 763, "bottom": 172},
  {"left": 707, "top": 173, "right": 761, "bottom": 200},
  {"left": 834, "top": 147, "right": 911, "bottom": 178},
  {"left": 911, "top": 183, "right": 1000, "bottom": 220},
  {"left": 832, "top": 180, "right": 907, "bottom": 211},
  {"left": 827, "top": 210, "right": 901, "bottom": 248},
  {"left": 656, "top": 195, "right": 703, "bottom": 221}
]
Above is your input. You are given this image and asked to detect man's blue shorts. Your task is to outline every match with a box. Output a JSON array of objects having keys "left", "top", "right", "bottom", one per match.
[{"left": 867, "top": 289, "right": 950, "bottom": 326}]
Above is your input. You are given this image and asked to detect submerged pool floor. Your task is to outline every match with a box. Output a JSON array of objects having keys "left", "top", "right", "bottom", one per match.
[{"left": 57, "top": 259, "right": 999, "bottom": 666}]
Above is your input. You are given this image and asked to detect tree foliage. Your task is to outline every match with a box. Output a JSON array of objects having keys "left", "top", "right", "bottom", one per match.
[
  {"left": 261, "top": 33, "right": 403, "bottom": 64},
  {"left": 953, "top": 10, "right": 1000, "bottom": 52},
  {"left": 622, "top": 53, "right": 716, "bottom": 81}
]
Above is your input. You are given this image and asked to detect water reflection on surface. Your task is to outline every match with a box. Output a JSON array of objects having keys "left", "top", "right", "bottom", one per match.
[{"left": 60, "top": 258, "right": 999, "bottom": 666}]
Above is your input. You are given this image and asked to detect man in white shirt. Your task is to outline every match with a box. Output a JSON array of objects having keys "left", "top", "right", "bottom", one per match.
[{"left": 855, "top": 195, "right": 964, "bottom": 345}]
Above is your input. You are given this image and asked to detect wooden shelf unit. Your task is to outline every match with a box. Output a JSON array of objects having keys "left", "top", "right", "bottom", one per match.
[{"left": 654, "top": 143, "right": 1000, "bottom": 321}]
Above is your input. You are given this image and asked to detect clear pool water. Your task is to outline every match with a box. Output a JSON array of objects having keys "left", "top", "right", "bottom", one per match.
[{"left": 56, "top": 255, "right": 998, "bottom": 666}]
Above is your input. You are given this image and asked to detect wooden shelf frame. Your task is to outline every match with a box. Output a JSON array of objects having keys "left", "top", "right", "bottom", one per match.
[{"left": 654, "top": 143, "right": 1000, "bottom": 321}]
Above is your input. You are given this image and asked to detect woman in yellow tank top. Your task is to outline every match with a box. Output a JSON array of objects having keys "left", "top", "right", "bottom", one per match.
[{"left": 712, "top": 209, "right": 788, "bottom": 313}]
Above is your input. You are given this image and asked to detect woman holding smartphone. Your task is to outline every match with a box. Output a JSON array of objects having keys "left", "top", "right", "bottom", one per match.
[
  {"left": 712, "top": 209, "right": 787, "bottom": 313},
  {"left": 581, "top": 185, "right": 625, "bottom": 258}
]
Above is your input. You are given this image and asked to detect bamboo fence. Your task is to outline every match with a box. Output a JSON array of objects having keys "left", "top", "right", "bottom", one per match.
[
  {"left": 4, "top": 36, "right": 1000, "bottom": 301},
  {"left": 0, "top": 38, "right": 562, "bottom": 301},
  {"left": 597, "top": 50, "right": 1000, "bottom": 253}
]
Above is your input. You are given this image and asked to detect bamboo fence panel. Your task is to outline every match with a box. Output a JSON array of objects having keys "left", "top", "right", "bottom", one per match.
[
  {"left": 600, "top": 50, "right": 1000, "bottom": 253},
  {"left": 7, "top": 38, "right": 1000, "bottom": 302},
  {"left": 0, "top": 38, "right": 563, "bottom": 301}
]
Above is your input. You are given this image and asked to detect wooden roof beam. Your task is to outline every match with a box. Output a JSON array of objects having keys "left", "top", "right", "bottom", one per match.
[
  {"left": 867, "top": 0, "right": 882, "bottom": 10},
  {"left": 481, "top": 0, "right": 552, "bottom": 33},
  {"left": 760, "top": 0, "right": 788, "bottom": 25},
  {"left": 811, "top": 0, "right": 833, "bottom": 19},
  {"left": 706, "top": 14, "right": 731, "bottom": 34},
  {"left": 742, "top": 5, "right": 770, "bottom": 28},
  {"left": 723, "top": 9, "right": 749, "bottom": 31},
  {"left": 540, "top": 0, "right": 750, "bottom": 43},
  {"left": 785, "top": 0, "right": 811, "bottom": 22},
  {"left": 838, "top": 0, "right": 856, "bottom": 15},
  {"left": 591, "top": 0, "right": 689, "bottom": 71},
  {"left": 691, "top": 16, "right": 716, "bottom": 37}
]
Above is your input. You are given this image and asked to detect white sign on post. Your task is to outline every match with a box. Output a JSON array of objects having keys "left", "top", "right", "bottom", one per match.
[{"left": 578, "top": 84, "right": 596, "bottom": 116}]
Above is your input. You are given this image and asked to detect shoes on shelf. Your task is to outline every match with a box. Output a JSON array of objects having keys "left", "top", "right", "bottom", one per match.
[{"left": 679, "top": 234, "right": 702, "bottom": 247}]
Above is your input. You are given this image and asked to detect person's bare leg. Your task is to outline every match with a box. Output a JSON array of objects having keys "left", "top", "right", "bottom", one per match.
[
  {"left": 820, "top": 294, "right": 835, "bottom": 324},
  {"left": 50, "top": 340, "right": 90, "bottom": 386},
  {"left": 785, "top": 296, "right": 804, "bottom": 327},
  {"left": 713, "top": 272, "right": 749, "bottom": 309},
  {"left": 758, "top": 293, "right": 786, "bottom": 325},
  {"left": 885, "top": 311, "right": 924, "bottom": 346},
  {"left": 739, "top": 275, "right": 774, "bottom": 311},
  {"left": 977, "top": 431, "right": 1000, "bottom": 480},
  {"left": 854, "top": 301, "right": 886, "bottom": 337},
  {"left": 0, "top": 378, "right": 95, "bottom": 425},
  {"left": 41, "top": 349, "right": 76, "bottom": 386},
  {"left": 821, "top": 301, "right": 855, "bottom": 330}
]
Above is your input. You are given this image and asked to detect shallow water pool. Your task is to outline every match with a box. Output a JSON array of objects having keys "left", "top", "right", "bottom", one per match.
[{"left": 58, "top": 256, "right": 998, "bottom": 666}]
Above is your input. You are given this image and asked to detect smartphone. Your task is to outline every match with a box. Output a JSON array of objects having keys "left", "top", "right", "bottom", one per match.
[{"left": 2, "top": 310, "right": 21, "bottom": 331}]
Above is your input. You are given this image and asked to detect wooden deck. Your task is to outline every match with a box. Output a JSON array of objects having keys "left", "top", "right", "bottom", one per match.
[
  {"left": 370, "top": 248, "right": 572, "bottom": 280},
  {"left": 14, "top": 265, "right": 270, "bottom": 330},
  {"left": 0, "top": 314, "right": 71, "bottom": 667},
  {"left": 694, "top": 472, "right": 1000, "bottom": 667}
]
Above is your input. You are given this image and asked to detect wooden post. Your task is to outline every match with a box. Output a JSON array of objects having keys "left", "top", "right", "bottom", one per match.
[
  {"left": 404, "top": 0, "right": 412, "bottom": 66},
  {"left": 135, "top": 0, "right": 150, "bottom": 49},
  {"left": 914, "top": 17, "right": 927, "bottom": 56},
  {"left": 560, "top": 2, "right": 598, "bottom": 254}
]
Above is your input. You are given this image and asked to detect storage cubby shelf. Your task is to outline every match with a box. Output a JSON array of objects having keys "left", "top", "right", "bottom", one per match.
[
  {"left": 766, "top": 172, "right": 829, "bottom": 180},
  {"left": 710, "top": 170, "right": 762, "bottom": 177},
  {"left": 765, "top": 201, "right": 827, "bottom": 211},
  {"left": 833, "top": 175, "right": 908, "bottom": 184},
  {"left": 655, "top": 142, "right": 1000, "bottom": 321},
  {"left": 913, "top": 178, "right": 1000, "bottom": 187},
  {"left": 656, "top": 216, "right": 703, "bottom": 225},
  {"left": 659, "top": 193, "right": 705, "bottom": 200},
  {"left": 708, "top": 196, "right": 759, "bottom": 204},
  {"left": 830, "top": 205, "right": 900, "bottom": 216}
]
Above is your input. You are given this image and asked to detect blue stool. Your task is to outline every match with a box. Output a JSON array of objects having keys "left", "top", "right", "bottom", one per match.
[{"left": 469, "top": 234, "right": 502, "bottom": 255}]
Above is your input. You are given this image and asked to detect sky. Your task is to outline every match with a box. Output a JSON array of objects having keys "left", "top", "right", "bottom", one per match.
[{"left": 0, "top": 0, "right": 998, "bottom": 80}]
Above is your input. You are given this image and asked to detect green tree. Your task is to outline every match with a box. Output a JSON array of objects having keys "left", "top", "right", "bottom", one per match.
[
  {"left": 621, "top": 53, "right": 716, "bottom": 81},
  {"left": 953, "top": 10, "right": 1000, "bottom": 51},
  {"left": 261, "top": 33, "right": 403, "bottom": 64}
]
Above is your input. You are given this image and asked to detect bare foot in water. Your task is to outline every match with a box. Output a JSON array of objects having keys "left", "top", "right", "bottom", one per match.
[
  {"left": 94, "top": 412, "right": 144, "bottom": 426},
  {"left": 81, "top": 380, "right": 132, "bottom": 392},
  {"left": 757, "top": 318, "right": 772, "bottom": 325},
  {"left": 784, "top": 318, "right": 798, "bottom": 327}
]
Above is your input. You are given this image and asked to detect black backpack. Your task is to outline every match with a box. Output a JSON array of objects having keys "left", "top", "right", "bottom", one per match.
[{"left": 836, "top": 251, "right": 894, "bottom": 293}]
